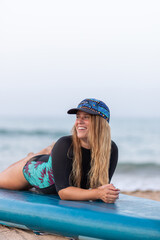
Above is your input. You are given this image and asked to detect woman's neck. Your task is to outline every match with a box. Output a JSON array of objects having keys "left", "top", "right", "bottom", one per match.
[{"left": 80, "top": 139, "right": 91, "bottom": 149}]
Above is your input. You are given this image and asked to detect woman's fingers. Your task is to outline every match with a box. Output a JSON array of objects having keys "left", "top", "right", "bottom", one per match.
[
  {"left": 107, "top": 194, "right": 118, "bottom": 201},
  {"left": 106, "top": 189, "right": 120, "bottom": 197},
  {"left": 103, "top": 197, "right": 116, "bottom": 203},
  {"left": 100, "top": 193, "right": 118, "bottom": 203},
  {"left": 97, "top": 184, "right": 120, "bottom": 203},
  {"left": 108, "top": 185, "right": 120, "bottom": 191},
  {"left": 98, "top": 184, "right": 110, "bottom": 190},
  {"left": 105, "top": 189, "right": 119, "bottom": 203},
  {"left": 99, "top": 184, "right": 120, "bottom": 192}
]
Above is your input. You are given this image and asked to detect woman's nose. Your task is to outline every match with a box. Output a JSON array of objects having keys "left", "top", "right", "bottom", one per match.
[{"left": 77, "top": 117, "right": 84, "bottom": 123}]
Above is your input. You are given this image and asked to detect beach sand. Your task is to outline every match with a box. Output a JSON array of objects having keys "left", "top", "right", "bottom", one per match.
[
  {"left": 0, "top": 225, "right": 67, "bottom": 240},
  {"left": 122, "top": 191, "right": 160, "bottom": 201},
  {"left": 0, "top": 191, "right": 160, "bottom": 239}
]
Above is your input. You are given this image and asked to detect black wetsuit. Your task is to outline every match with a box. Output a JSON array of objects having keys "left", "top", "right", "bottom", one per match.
[{"left": 23, "top": 136, "right": 118, "bottom": 194}]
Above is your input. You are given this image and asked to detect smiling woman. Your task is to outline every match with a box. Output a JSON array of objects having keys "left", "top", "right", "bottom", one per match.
[{"left": 0, "top": 98, "right": 119, "bottom": 203}]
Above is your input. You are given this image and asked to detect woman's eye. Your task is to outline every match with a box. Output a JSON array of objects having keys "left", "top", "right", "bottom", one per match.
[
  {"left": 84, "top": 116, "right": 89, "bottom": 119},
  {"left": 76, "top": 115, "right": 90, "bottom": 119}
]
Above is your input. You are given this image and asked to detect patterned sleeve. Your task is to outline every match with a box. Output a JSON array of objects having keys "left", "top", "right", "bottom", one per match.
[{"left": 51, "top": 136, "right": 72, "bottom": 192}]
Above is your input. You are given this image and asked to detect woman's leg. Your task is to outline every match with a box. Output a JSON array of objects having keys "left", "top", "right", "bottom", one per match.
[{"left": 0, "top": 142, "right": 55, "bottom": 190}]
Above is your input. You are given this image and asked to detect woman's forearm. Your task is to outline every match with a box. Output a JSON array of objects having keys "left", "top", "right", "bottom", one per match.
[
  {"left": 58, "top": 186, "right": 99, "bottom": 201},
  {"left": 58, "top": 184, "right": 119, "bottom": 203}
]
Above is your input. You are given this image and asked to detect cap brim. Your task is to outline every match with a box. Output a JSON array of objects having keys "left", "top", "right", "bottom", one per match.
[{"left": 67, "top": 108, "right": 97, "bottom": 115}]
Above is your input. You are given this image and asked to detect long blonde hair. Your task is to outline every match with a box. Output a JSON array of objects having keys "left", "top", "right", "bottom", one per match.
[{"left": 71, "top": 115, "right": 111, "bottom": 188}]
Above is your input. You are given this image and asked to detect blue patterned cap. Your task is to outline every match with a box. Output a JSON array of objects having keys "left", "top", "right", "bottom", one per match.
[{"left": 67, "top": 98, "right": 110, "bottom": 122}]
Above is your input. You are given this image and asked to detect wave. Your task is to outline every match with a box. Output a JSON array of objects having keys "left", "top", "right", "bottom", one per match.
[
  {"left": 113, "top": 163, "right": 160, "bottom": 191},
  {"left": 117, "top": 162, "right": 160, "bottom": 173},
  {"left": 0, "top": 128, "right": 68, "bottom": 137}
]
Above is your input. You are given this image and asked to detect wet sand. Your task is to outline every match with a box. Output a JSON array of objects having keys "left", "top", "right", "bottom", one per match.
[{"left": 0, "top": 191, "right": 160, "bottom": 239}]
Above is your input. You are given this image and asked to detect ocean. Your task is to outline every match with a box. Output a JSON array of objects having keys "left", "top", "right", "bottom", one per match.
[{"left": 0, "top": 116, "right": 160, "bottom": 191}]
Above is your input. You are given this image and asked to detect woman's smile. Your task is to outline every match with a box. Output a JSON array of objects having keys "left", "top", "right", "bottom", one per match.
[
  {"left": 77, "top": 126, "right": 87, "bottom": 130},
  {"left": 76, "top": 124, "right": 88, "bottom": 134}
]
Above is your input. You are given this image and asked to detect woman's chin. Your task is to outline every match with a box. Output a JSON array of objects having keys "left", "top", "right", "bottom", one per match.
[{"left": 77, "top": 133, "right": 88, "bottom": 140}]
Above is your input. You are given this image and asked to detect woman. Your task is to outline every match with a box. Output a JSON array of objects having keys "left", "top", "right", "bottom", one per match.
[{"left": 0, "top": 98, "right": 119, "bottom": 203}]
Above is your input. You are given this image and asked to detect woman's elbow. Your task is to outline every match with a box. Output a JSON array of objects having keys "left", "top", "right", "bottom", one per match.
[{"left": 58, "top": 188, "right": 69, "bottom": 200}]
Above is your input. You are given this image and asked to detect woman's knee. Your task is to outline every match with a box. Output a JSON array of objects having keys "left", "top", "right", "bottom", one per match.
[{"left": 27, "top": 152, "right": 34, "bottom": 157}]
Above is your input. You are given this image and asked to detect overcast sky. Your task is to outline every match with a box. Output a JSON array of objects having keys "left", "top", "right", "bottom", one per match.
[{"left": 0, "top": 0, "right": 160, "bottom": 118}]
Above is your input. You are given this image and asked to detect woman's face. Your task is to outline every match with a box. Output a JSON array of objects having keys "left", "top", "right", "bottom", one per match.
[{"left": 75, "top": 111, "right": 91, "bottom": 146}]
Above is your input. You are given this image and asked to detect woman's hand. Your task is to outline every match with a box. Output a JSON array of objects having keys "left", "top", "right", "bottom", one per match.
[{"left": 97, "top": 184, "right": 120, "bottom": 203}]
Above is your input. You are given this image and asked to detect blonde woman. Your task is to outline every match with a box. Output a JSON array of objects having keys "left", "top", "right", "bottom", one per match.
[{"left": 0, "top": 98, "right": 119, "bottom": 203}]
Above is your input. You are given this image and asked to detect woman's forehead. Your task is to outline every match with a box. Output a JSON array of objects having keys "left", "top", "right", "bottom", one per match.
[{"left": 76, "top": 110, "right": 90, "bottom": 115}]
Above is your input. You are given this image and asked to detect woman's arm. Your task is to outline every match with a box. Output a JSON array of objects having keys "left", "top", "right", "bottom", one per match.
[
  {"left": 58, "top": 184, "right": 119, "bottom": 203},
  {"left": 59, "top": 187, "right": 98, "bottom": 201}
]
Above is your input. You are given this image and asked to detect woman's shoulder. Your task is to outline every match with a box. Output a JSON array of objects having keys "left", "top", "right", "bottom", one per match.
[
  {"left": 51, "top": 135, "right": 73, "bottom": 157},
  {"left": 55, "top": 135, "right": 72, "bottom": 147}
]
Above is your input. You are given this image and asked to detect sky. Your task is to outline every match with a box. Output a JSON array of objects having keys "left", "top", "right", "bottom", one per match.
[{"left": 0, "top": 0, "right": 160, "bottom": 118}]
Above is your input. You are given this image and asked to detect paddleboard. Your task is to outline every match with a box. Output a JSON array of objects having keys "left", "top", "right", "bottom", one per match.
[{"left": 0, "top": 189, "right": 160, "bottom": 240}]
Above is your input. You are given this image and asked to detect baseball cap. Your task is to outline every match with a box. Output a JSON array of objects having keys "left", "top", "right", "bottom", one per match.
[{"left": 67, "top": 98, "right": 110, "bottom": 122}]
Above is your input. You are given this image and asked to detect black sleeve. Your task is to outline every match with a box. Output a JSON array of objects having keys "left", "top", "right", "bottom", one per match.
[
  {"left": 51, "top": 136, "right": 73, "bottom": 192},
  {"left": 109, "top": 141, "right": 118, "bottom": 182}
]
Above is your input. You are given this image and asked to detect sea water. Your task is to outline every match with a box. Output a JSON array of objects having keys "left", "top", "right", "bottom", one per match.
[{"left": 0, "top": 116, "right": 160, "bottom": 191}]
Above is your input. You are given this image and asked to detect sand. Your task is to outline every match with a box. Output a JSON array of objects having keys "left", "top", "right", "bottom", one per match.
[
  {"left": 0, "top": 225, "right": 67, "bottom": 240},
  {"left": 0, "top": 191, "right": 160, "bottom": 239},
  {"left": 122, "top": 191, "right": 160, "bottom": 201}
]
